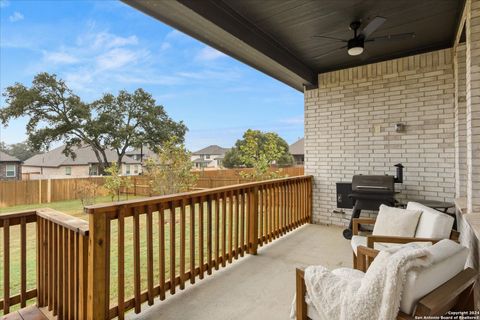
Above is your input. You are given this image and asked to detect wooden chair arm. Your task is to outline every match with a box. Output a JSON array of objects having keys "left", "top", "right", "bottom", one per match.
[
  {"left": 352, "top": 218, "right": 376, "bottom": 235},
  {"left": 414, "top": 268, "right": 477, "bottom": 316},
  {"left": 296, "top": 268, "right": 307, "bottom": 320},
  {"left": 397, "top": 312, "right": 415, "bottom": 320},
  {"left": 356, "top": 245, "right": 379, "bottom": 272},
  {"left": 366, "top": 235, "right": 438, "bottom": 248}
]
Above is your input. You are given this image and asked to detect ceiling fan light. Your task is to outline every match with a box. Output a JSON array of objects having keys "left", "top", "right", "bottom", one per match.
[
  {"left": 347, "top": 38, "right": 364, "bottom": 56},
  {"left": 348, "top": 46, "right": 364, "bottom": 56}
]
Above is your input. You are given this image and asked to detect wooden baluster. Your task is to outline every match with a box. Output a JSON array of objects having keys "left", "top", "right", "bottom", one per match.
[
  {"left": 169, "top": 202, "right": 176, "bottom": 294},
  {"left": 118, "top": 208, "right": 125, "bottom": 319},
  {"left": 57, "top": 226, "right": 63, "bottom": 318},
  {"left": 53, "top": 223, "right": 58, "bottom": 316},
  {"left": 134, "top": 208, "right": 141, "bottom": 313},
  {"left": 198, "top": 197, "right": 205, "bottom": 279},
  {"left": 79, "top": 233, "right": 88, "bottom": 320},
  {"left": 20, "top": 217, "right": 27, "bottom": 308},
  {"left": 258, "top": 186, "right": 263, "bottom": 246},
  {"left": 207, "top": 195, "right": 213, "bottom": 274},
  {"left": 240, "top": 190, "right": 245, "bottom": 257},
  {"left": 274, "top": 183, "right": 279, "bottom": 238},
  {"left": 234, "top": 190, "right": 239, "bottom": 259},
  {"left": 228, "top": 191, "right": 233, "bottom": 264},
  {"left": 287, "top": 183, "right": 291, "bottom": 231},
  {"left": 62, "top": 227, "right": 68, "bottom": 319},
  {"left": 3, "top": 219, "right": 10, "bottom": 314},
  {"left": 146, "top": 205, "right": 154, "bottom": 305},
  {"left": 180, "top": 199, "right": 186, "bottom": 290},
  {"left": 280, "top": 183, "right": 284, "bottom": 235},
  {"left": 48, "top": 220, "right": 53, "bottom": 311},
  {"left": 221, "top": 192, "right": 227, "bottom": 267},
  {"left": 268, "top": 185, "right": 272, "bottom": 242},
  {"left": 249, "top": 187, "right": 259, "bottom": 255},
  {"left": 215, "top": 194, "right": 220, "bottom": 270},
  {"left": 37, "top": 217, "right": 45, "bottom": 308},
  {"left": 74, "top": 231, "right": 78, "bottom": 320},
  {"left": 158, "top": 203, "right": 166, "bottom": 301},
  {"left": 190, "top": 198, "right": 195, "bottom": 284},
  {"left": 68, "top": 230, "right": 75, "bottom": 320}
]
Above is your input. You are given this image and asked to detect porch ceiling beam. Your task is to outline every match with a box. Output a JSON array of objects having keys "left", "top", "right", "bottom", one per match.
[
  {"left": 122, "top": 0, "right": 316, "bottom": 92},
  {"left": 454, "top": 0, "right": 468, "bottom": 50}
]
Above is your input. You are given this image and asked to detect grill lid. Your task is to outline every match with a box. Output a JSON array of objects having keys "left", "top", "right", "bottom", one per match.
[{"left": 351, "top": 175, "right": 394, "bottom": 192}]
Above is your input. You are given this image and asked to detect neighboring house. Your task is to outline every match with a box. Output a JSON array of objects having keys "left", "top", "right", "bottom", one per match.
[
  {"left": 0, "top": 150, "right": 22, "bottom": 180},
  {"left": 191, "top": 145, "right": 229, "bottom": 169},
  {"left": 289, "top": 138, "right": 304, "bottom": 165},
  {"left": 22, "top": 145, "right": 142, "bottom": 179},
  {"left": 126, "top": 147, "right": 158, "bottom": 163}
]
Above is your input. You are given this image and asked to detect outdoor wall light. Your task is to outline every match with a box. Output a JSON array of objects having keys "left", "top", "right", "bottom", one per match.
[{"left": 395, "top": 123, "right": 405, "bottom": 133}]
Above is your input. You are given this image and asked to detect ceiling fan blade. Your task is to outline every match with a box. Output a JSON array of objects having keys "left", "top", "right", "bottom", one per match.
[
  {"left": 313, "top": 45, "right": 347, "bottom": 59},
  {"left": 369, "top": 32, "right": 416, "bottom": 42},
  {"left": 360, "top": 16, "right": 386, "bottom": 38},
  {"left": 312, "top": 35, "right": 348, "bottom": 42}
]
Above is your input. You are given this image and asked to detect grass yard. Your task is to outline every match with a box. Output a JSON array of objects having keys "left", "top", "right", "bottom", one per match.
[{"left": 0, "top": 195, "right": 243, "bottom": 314}]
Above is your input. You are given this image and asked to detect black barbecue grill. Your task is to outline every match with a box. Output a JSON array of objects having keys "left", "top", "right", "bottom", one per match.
[{"left": 341, "top": 164, "right": 404, "bottom": 239}]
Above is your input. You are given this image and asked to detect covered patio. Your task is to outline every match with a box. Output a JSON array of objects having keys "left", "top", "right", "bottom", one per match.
[{"left": 1, "top": 0, "right": 480, "bottom": 319}]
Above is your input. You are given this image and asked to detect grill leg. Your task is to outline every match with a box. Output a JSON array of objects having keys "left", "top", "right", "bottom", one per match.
[{"left": 343, "top": 202, "right": 362, "bottom": 240}]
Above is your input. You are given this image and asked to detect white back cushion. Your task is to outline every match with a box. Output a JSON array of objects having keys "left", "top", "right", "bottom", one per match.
[
  {"left": 406, "top": 202, "right": 454, "bottom": 239},
  {"left": 400, "top": 239, "right": 468, "bottom": 315},
  {"left": 373, "top": 205, "right": 421, "bottom": 237}
]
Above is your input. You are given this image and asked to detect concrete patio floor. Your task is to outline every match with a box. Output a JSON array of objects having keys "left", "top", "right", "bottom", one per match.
[{"left": 128, "top": 224, "right": 351, "bottom": 320}]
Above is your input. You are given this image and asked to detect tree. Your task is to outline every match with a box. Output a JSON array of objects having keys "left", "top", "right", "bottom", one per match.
[
  {"left": 1, "top": 72, "right": 187, "bottom": 173},
  {"left": 223, "top": 129, "right": 294, "bottom": 177},
  {"left": 143, "top": 139, "right": 197, "bottom": 196},
  {"left": 1, "top": 141, "right": 39, "bottom": 161},
  {"left": 103, "top": 162, "right": 122, "bottom": 201}
]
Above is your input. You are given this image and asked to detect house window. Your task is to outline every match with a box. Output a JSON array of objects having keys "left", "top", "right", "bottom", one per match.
[
  {"left": 89, "top": 165, "right": 98, "bottom": 176},
  {"left": 65, "top": 166, "right": 72, "bottom": 176},
  {"left": 6, "top": 164, "right": 16, "bottom": 177},
  {"left": 205, "top": 154, "right": 210, "bottom": 159},
  {"left": 126, "top": 165, "right": 131, "bottom": 175},
  {"left": 134, "top": 165, "right": 139, "bottom": 174}
]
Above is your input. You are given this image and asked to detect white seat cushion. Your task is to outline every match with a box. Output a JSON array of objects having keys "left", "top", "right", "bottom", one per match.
[
  {"left": 351, "top": 235, "right": 393, "bottom": 255},
  {"left": 400, "top": 239, "right": 468, "bottom": 315},
  {"left": 406, "top": 202, "right": 454, "bottom": 239},
  {"left": 372, "top": 205, "right": 422, "bottom": 237}
]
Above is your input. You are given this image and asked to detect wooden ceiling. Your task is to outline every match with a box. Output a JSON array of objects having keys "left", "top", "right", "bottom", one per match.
[{"left": 123, "top": 0, "right": 465, "bottom": 91}]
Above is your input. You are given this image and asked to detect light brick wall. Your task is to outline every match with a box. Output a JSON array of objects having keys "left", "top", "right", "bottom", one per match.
[
  {"left": 304, "top": 48, "right": 455, "bottom": 226},
  {"left": 455, "top": 44, "right": 467, "bottom": 198}
]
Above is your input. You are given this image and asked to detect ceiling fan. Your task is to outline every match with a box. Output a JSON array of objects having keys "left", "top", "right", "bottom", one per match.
[{"left": 312, "top": 17, "right": 415, "bottom": 58}]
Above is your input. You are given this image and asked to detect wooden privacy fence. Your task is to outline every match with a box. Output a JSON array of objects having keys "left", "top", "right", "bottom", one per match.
[
  {"left": 0, "top": 176, "right": 312, "bottom": 319},
  {"left": 0, "top": 167, "right": 304, "bottom": 208},
  {"left": 0, "top": 208, "right": 89, "bottom": 318}
]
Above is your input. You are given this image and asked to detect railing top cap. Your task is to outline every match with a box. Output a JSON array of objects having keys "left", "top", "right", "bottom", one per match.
[{"left": 85, "top": 175, "right": 312, "bottom": 214}]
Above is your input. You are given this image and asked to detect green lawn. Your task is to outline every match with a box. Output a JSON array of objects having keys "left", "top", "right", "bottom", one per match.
[{"left": 0, "top": 195, "right": 245, "bottom": 314}]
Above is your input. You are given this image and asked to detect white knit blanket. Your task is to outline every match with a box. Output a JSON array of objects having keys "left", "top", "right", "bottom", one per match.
[{"left": 291, "top": 243, "right": 433, "bottom": 320}]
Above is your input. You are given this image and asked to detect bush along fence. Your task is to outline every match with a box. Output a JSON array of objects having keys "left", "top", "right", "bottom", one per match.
[{"left": 0, "top": 167, "right": 304, "bottom": 208}]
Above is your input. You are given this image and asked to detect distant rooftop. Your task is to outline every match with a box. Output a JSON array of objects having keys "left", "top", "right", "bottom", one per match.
[
  {"left": 192, "top": 145, "right": 229, "bottom": 156},
  {"left": 289, "top": 138, "right": 304, "bottom": 155},
  {"left": 24, "top": 145, "right": 140, "bottom": 167},
  {"left": 0, "top": 150, "right": 21, "bottom": 162}
]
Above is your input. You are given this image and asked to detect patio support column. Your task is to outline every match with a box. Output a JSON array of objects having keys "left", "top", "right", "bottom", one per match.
[
  {"left": 466, "top": 0, "right": 480, "bottom": 214},
  {"left": 455, "top": 44, "right": 467, "bottom": 199}
]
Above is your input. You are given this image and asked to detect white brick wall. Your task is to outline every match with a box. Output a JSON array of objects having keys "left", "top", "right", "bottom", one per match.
[{"left": 304, "top": 49, "right": 455, "bottom": 226}]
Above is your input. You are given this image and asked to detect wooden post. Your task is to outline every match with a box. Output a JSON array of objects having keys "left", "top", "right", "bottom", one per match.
[
  {"left": 47, "top": 179, "right": 52, "bottom": 203},
  {"left": 39, "top": 179, "right": 42, "bottom": 204},
  {"left": 248, "top": 186, "right": 259, "bottom": 255},
  {"left": 87, "top": 210, "right": 109, "bottom": 320},
  {"left": 79, "top": 234, "right": 89, "bottom": 320}
]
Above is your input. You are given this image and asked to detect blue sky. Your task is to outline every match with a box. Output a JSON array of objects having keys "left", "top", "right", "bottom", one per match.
[{"left": 0, "top": 0, "right": 304, "bottom": 151}]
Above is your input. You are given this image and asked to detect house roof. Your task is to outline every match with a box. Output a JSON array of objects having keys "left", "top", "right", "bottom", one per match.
[
  {"left": 0, "top": 150, "right": 21, "bottom": 162},
  {"left": 23, "top": 145, "right": 140, "bottom": 167},
  {"left": 126, "top": 147, "right": 158, "bottom": 159},
  {"left": 123, "top": 0, "right": 465, "bottom": 91},
  {"left": 192, "top": 145, "right": 229, "bottom": 156},
  {"left": 289, "top": 138, "right": 304, "bottom": 156}
]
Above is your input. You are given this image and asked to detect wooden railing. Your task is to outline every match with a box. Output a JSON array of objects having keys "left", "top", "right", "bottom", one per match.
[
  {"left": 0, "top": 208, "right": 89, "bottom": 319},
  {"left": 84, "top": 175, "right": 312, "bottom": 319},
  {"left": 0, "top": 176, "right": 312, "bottom": 319}
]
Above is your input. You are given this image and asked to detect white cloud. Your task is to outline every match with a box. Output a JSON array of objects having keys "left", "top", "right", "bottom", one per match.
[
  {"left": 43, "top": 51, "right": 79, "bottom": 64},
  {"left": 160, "top": 42, "right": 171, "bottom": 51},
  {"left": 280, "top": 116, "right": 304, "bottom": 125},
  {"left": 0, "top": 0, "right": 9, "bottom": 8},
  {"left": 9, "top": 11, "right": 24, "bottom": 22},
  {"left": 195, "top": 46, "right": 225, "bottom": 61},
  {"left": 96, "top": 47, "right": 146, "bottom": 70}
]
